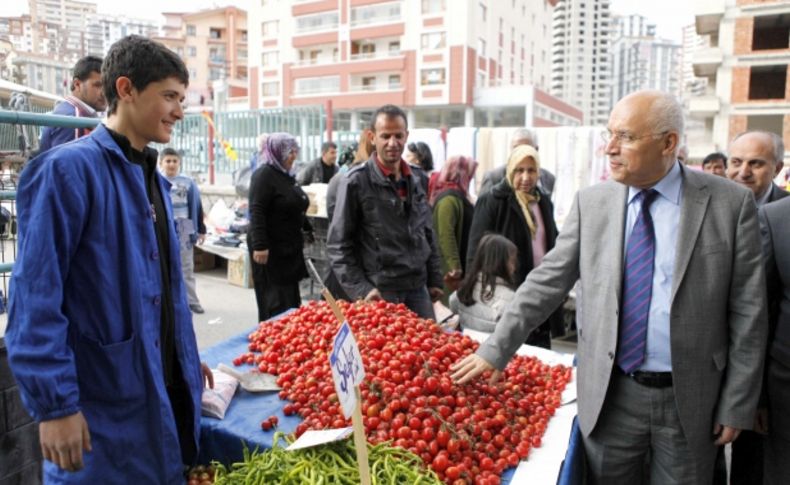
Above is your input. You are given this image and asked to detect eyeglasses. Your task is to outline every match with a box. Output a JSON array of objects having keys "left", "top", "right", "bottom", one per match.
[{"left": 601, "top": 130, "right": 669, "bottom": 146}]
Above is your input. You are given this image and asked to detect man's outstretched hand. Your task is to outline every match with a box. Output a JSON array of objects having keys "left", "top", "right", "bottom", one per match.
[{"left": 450, "top": 353, "right": 501, "bottom": 385}]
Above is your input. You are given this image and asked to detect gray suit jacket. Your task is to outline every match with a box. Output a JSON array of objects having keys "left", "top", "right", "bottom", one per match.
[
  {"left": 478, "top": 167, "right": 767, "bottom": 460},
  {"left": 760, "top": 196, "right": 790, "bottom": 367}
]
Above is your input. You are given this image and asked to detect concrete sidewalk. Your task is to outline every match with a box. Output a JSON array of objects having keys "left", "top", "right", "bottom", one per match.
[{"left": 191, "top": 267, "right": 259, "bottom": 350}]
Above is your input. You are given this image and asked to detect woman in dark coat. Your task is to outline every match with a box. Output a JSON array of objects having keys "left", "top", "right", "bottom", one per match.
[
  {"left": 466, "top": 145, "right": 559, "bottom": 349},
  {"left": 248, "top": 133, "right": 311, "bottom": 322}
]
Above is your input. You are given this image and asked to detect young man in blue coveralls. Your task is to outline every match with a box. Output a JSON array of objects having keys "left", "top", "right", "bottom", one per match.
[{"left": 6, "top": 35, "right": 213, "bottom": 483}]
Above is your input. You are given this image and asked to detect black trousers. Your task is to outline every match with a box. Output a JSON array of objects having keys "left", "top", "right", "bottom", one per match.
[{"left": 249, "top": 248, "right": 301, "bottom": 322}]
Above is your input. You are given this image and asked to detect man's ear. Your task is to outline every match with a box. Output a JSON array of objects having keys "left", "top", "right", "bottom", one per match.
[
  {"left": 775, "top": 160, "right": 784, "bottom": 177},
  {"left": 664, "top": 132, "right": 679, "bottom": 157},
  {"left": 114, "top": 77, "right": 134, "bottom": 106}
]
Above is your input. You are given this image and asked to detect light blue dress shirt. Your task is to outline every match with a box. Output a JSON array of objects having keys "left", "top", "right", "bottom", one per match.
[{"left": 624, "top": 161, "right": 683, "bottom": 372}]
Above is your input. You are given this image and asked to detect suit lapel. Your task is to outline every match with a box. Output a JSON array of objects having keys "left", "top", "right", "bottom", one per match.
[
  {"left": 671, "top": 168, "right": 710, "bottom": 301},
  {"left": 605, "top": 182, "right": 628, "bottom": 309}
]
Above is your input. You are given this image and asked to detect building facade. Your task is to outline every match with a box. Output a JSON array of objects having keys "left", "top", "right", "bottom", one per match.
[
  {"left": 550, "top": 0, "right": 613, "bottom": 126},
  {"left": 247, "top": 0, "right": 580, "bottom": 130},
  {"left": 85, "top": 13, "right": 158, "bottom": 57},
  {"left": 11, "top": 51, "right": 71, "bottom": 96},
  {"left": 691, "top": 0, "right": 790, "bottom": 160},
  {"left": 28, "top": 0, "right": 97, "bottom": 60},
  {"left": 153, "top": 7, "right": 248, "bottom": 108},
  {"left": 611, "top": 14, "right": 681, "bottom": 106}
]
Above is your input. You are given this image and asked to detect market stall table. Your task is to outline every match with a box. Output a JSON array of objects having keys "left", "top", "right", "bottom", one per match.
[{"left": 198, "top": 322, "right": 584, "bottom": 484}]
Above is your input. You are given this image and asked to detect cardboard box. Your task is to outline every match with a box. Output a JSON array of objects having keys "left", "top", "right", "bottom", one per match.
[
  {"left": 193, "top": 247, "right": 216, "bottom": 272},
  {"left": 227, "top": 254, "right": 253, "bottom": 288}
]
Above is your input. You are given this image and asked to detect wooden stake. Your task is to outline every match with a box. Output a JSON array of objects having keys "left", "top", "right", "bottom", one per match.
[{"left": 322, "top": 288, "right": 371, "bottom": 485}]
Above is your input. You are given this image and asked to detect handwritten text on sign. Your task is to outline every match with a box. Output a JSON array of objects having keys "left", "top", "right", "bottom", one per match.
[{"left": 329, "top": 321, "right": 365, "bottom": 418}]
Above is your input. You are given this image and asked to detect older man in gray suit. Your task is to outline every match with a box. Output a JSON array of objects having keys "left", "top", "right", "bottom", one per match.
[
  {"left": 759, "top": 196, "right": 790, "bottom": 484},
  {"left": 452, "top": 90, "right": 768, "bottom": 483}
]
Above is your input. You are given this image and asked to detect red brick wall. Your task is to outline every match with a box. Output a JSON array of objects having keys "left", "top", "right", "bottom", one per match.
[
  {"left": 731, "top": 67, "right": 750, "bottom": 103},
  {"left": 729, "top": 115, "right": 748, "bottom": 142},
  {"left": 733, "top": 17, "right": 754, "bottom": 55},
  {"left": 784, "top": 114, "right": 790, "bottom": 152}
]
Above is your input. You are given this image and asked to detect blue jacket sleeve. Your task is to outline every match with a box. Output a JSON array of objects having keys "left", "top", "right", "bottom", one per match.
[
  {"left": 6, "top": 154, "right": 89, "bottom": 421},
  {"left": 38, "top": 104, "right": 78, "bottom": 153}
]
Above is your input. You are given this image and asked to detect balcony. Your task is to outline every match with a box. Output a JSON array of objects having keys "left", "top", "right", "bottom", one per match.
[
  {"left": 692, "top": 46, "right": 722, "bottom": 78},
  {"left": 688, "top": 95, "right": 721, "bottom": 119},
  {"left": 349, "top": 49, "right": 402, "bottom": 61},
  {"left": 694, "top": 0, "right": 724, "bottom": 36}
]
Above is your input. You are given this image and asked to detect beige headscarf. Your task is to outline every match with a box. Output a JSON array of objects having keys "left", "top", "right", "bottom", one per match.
[{"left": 505, "top": 144, "right": 541, "bottom": 238}]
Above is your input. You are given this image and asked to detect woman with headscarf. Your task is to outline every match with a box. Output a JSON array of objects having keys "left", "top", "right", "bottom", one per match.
[
  {"left": 430, "top": 155, "right": 478, "bottom": 303},
  {"left": 465, "top": 144, "right": 559, "bottom": 349},
  {"left": 248, "top": 133, "right": 312, "bottom": 321}
]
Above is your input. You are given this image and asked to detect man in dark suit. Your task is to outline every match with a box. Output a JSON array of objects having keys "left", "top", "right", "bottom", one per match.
[
  {"left": 725, "top": 130, "right": 786, "bottom": 484},
  {"left": 478, "top": 128, "right": 556, "bottom": 198},
  {"left": 760, "top": 196, "right": 790, "bottom": 485},
  {"left": 451, "top": 90, "right": 767, "bottom": 483},
  {"left": 727, "top": 131, "right": 788, "bottom": 207}
]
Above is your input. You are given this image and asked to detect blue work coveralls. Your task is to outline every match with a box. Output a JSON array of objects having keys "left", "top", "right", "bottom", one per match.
[{"left": 6, "top": 124, "right": 203, "bottom": 484}]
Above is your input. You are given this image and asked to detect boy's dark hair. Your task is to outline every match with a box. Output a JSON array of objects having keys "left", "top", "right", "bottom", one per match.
[
  {"left": 407, "top": 141, "right": 434, "bottom": 172},
  {"left": 321, "top": 141, "right": 337, "bottom": 154},
  {"left": 102, "top": 35, "right": 189, "bottom": 115},
  {"left": 160, "top": 147, "right": 181, "bottom": 159},
  {"left": 457, "top": 234, "right": 518, "bottom": 306},
  {"left": 369, "top": 104, "right": 408, "bottom": 132},
  {"left": 702, "top": 152, "right": 727, "bottom": 169},
  {"left": 70, "top": 55, "right": 103, "bottom": 91}
]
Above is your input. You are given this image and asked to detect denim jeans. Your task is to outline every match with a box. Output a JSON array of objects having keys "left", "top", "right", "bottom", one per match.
[{"left": 380, "top": 287, "right": 436, "bottom": 320}]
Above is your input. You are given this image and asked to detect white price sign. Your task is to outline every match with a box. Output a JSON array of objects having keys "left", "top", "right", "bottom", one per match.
[{"left": 329, "top": 321, "right": 365, "bottom": 419}]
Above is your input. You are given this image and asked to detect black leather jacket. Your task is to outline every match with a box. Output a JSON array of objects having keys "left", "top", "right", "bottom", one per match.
[{"left": 327, "top": 156, "right": 443, "bottom": 299}]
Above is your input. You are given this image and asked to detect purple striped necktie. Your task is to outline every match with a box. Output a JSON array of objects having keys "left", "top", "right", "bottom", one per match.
[{"left": 617, "top": 189, "right": 659, "bottom": 374}]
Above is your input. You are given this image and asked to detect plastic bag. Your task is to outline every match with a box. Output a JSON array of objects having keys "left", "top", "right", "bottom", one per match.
[{"left": 200, "top": 369, "right": 239, "bottom": 419}]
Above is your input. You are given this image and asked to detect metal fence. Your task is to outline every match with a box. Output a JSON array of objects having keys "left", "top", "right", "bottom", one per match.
[{"left": 156, "top": 106, "right": 327, "bottom": 176}]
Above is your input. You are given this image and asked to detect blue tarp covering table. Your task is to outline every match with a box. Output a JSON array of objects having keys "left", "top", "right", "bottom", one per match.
[{"left": 197, "top": 324, "right": 584, "bottom": 484}]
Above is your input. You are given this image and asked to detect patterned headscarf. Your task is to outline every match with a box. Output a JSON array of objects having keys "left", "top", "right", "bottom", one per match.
[
  {"left": 505, "top": 144, "right": 541, "bottom": 238},
  {"left": 262, "top": 132, "right": 299, "bottom": 175},
  {"left": 429, "top": 155, "right": 478, "bottom": 206}
]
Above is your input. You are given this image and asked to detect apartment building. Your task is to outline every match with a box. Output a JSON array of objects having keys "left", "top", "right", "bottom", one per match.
[
  {"left": 611, "top": 14, "right": 681, "bottom": 106},
  {"left": 12, "top": 51, "right": 72, "bottom": 96},
  {"left": 28, "top": 0, "right": 97, "bottom": 59},
  {"left": 0, "top": 14, "right": 67, "bottom": 59},
  {"left": 85, "top": 13, "right": 158, "bottom": 57},
  {"left": 247, "top": 0, "right": 581, "bottom": 130},
  {"left": 154, "top": 7, "right": 249, "bottom": 108},
  {"left": 691, "top": 0, "right": 790, "bottom": 159},
  {"left": 550, "top": 0, "right": 613, "bottom": 126},
  {"left": 681, "top": 23, "right": 708, "bottom": 98}
]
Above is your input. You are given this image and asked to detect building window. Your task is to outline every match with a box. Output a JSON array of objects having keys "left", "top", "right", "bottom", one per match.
[
  {"left": 294, "top": 76, "right": 340, "bottom": 95},
  {"left": 209, "top": 67, "right": 223, "bottom": 81},
  {"left": 296, "top": 12, "right": 338, "bottom": 32},
  {"left": 421, "top": 68, "right": 446, "bottom": 85},
  {"left": 389, "top": 41, "right": 401, "bottom": 53},
  {"left": 351, "top": 2, "right": 401, "bottom": 26},
  {"left": 479, "top": 3, "right": 487, "bottom": 22},
  {"left": 188, "top": 46, "right": 197, "bottom": 57},
  {"left": 421, "top": 0, "right": 445, "bottom": 14},
  {"left": 262, "top": 20, "right": 278, "bottom": 37},
  {"left": 209, "top": 28, "right": 221, "bottom": 39},
  {"left": 361, "top": 76, "right": 376, "bottom": 90},
  {"left": 748, "top": 65, "right": 787, "bottom": 100},
  {"left": 262, "top": 81, "right": 279, "bottom": 97},
  {"left": 389, "top": 74, "right": 401, "bottom": 88},
  {"left": 478, "top": 38, "right": 487, "bottom": 57},
  {"left": 421, "top": 32, "right": 446, "bottom": 50},
  {"left": 752, "top": 15, "right": 790, "bottom": 50},
  {"left": 262, "top": 51, "right": 279, "bottom": 67},
  {"left": 186, "top": 24, "right": 196, "bottom": 36}
]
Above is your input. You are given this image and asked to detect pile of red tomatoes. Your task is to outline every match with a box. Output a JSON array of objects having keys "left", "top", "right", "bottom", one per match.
[{"left": 233, "top": 300, "right": 572, "bottom": 485}]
